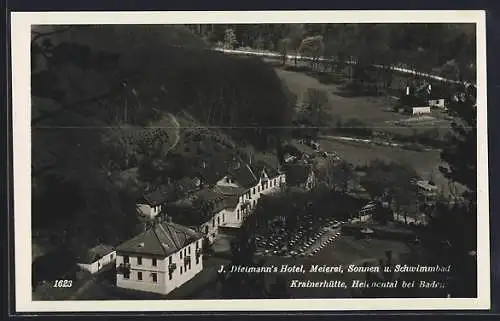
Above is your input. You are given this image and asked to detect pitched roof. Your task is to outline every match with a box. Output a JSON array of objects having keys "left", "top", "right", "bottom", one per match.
[
  {"left": 249, "top": 161, "right": 281, "bottom": 178},
  {"left": 193, "top": 154, "right": 235, "bottom": 185},
  {"left": 212, "top": 185, "right": 246, "bottom": 196},
  {"left": 77, "top": 244, "right": 115, "bottom": 264},
  {"left": 116, "top": 222, "right": 202, "bottom": 257},
  {"left": 167, "top": 186, "right": 240, "bottom": 226},
  {"left": 223, "top": 195, "right": 240, "bottom": 209},
  {"left": 284, "top": 164, "right": 314, "bottom": 186},
  {"left": 141, "top": 184, "right": 178, "bottom": 206},
  {"left": 228, "top": 164, "right": 258, "bottom": 189}
]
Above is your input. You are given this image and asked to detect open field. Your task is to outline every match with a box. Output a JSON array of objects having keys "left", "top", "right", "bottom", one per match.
[
  {"left": 317, "top": 137, "right": 464, "bottom": 198},
  {"left": 275, "top": 66, "right": 453, "bottom": 138}
]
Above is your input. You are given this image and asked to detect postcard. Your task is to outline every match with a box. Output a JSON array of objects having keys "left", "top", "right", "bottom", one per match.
[{"left": 11, "top": 10, "right": 489, "bottom": 312}]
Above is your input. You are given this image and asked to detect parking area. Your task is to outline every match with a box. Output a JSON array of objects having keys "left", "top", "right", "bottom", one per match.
[{"left": 254, "top": 216, "right": 345, "bottom": 258}]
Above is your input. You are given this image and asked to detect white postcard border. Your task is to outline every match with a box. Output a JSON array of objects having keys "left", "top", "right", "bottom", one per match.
[{"left": 12, "top": 10, "right": 490, "bottom": 312}]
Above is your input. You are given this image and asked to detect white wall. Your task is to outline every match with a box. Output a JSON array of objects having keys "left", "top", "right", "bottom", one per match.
[
  {"left": 137, "top": 203, "right": 162, "bottom": 219},
  {"left": 411, "top": 106, "right": 431, "bottom": 115},
  {"left": 77, "top": 251, "right": 116, "bottom": 274},
  {"left": 216, "top": 176, "right": 240, "bottom": 188},
  {"left": 215, "top": 172, "right": 286, "bottom": 229},
  {"left": 116, "top": 238, "right": 204, "bottom": 295},
  {"left": 429, "top": 99, "right": 446, "bottom": 108},
  {"left": 199, "top": 210, "right": 226, "bottom": 243}
]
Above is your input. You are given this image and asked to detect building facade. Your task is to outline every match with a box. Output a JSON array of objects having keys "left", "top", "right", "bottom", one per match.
[
  {"left": 216, "top": 163, "right": 286, "bottom": 228},
  {"left": 410, "top": 106, "right": 431, "bottom": 115},
  {"left": 136, "top": 185, "right": 178, "bottom": 219},
  {"left": 77, "top": 244, "right": 116, "bottom": 274},
  {"left": 115, "top": 221, "right": 203, "bottom": 295}
]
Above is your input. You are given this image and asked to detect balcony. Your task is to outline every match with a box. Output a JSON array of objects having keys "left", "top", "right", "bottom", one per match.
[{"left": 116, "top": 263, "right": 131, "bottom": 274}]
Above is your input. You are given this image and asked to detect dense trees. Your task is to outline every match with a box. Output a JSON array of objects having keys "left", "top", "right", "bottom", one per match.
[
  {"left": 428, "top": 84, "right": 477, "bottom": 298},
  {"left": 192, "top": 23, "right": 475, "bottom": 83},
  {"left": 360, "top": 160, "right": 419, "bottom": 222},
  {"left": 439, "top": 85, "right": 477, "bottom": 203},
  {"left": 31, "top": 25, "right": 294, "bottom": 256}
]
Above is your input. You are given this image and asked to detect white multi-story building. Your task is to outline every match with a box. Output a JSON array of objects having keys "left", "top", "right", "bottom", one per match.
[
  {"left": 166, "top": 187, "right": 240, "bottom": 244},
  {"left": 115, "top": 221, "right": 203, "bottom": 295},
  {"left": 215, "top": 162, "right": 286, "bottom": 228}
]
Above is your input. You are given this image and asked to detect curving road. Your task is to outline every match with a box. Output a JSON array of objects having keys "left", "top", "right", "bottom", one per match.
[
  {"left": 165, "top": 112, "right": 180, "bottom": 152},
  {"left": 213, "top": 47, "right": 475, "bottom": 87}
]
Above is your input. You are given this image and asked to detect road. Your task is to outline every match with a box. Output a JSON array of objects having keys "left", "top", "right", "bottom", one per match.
[
  {"left": 165, "top": 112, "right": 180, "bottom": 152},
  {"left": 213, "top": 47, "right": 475, "bottom": 87},
  {"left": 319, "top": 135, "right": 401, "bottom": 148}
]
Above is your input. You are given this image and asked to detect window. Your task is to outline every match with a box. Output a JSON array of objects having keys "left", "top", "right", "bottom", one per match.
[
  {"left": 184, "top": 248, "right": 187, "bottom": 256},
  {"left": 195, "top": 241, "right": 199, "bottom": 249},
  {"left": 217, "top": 216, "right": 220, "bottom": 226},
  {"left": 152, "top": 258, "right": 157, "bottom": 266},
  {"left": 212, "top": 219, "right": 215, "bottom": 227},
  {"left": 180, "top": 251, "right": 183, "bottom": 259},
  {"left": 138, "top": 272, "right": 143, "bottom": 281},
  {"left": 169, "top": 272, "right": 173, "bottom": 280},
  {"left": 222, "top": 214, "right": 225, "bottom": 222},
  {"left": 169, "top": 256, "right": 172, "bottom": 264},
  {"left": 137, "top": 256, "right": 142, "bottom": 265},
  {"left": 180, "top": 266, "right": 183, "bottom": 275},
  {"left": 152, "top": 273, "right": 157, "bottom": 283},
  {"left": 188, "top": 246, "right": 191, "bottom": 255},
  {"left": 123, "top": 256, "right": 129, "bottom": 264},
  {"left": 252, "top": 188, "right": 255, "bottom": 195},
  {"left": 124, "top": 271, "right": 130, "bottom": 279},
  {"left": 110, "top": 253, "right": 115, "bottom": 260}
]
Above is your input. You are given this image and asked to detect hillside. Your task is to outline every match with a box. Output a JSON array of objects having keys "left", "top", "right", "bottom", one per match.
[{"left": 31, "top": 25, "right": 294, "bottom": 257}]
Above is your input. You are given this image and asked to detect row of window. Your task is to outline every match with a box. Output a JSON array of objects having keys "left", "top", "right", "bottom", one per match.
[
  {"left": 123, "top": 255, "right": 156, "bottom": 266},
  {"left": 211, "top": 213, "right": 224, "bottom": 228},
  {"left": 243, "top": 176, "right": 284, "bottom": 201},
  {"left": 151, "top": 204, "right": 162, "bottom": 214},
  {"left": 122, "top": 253, "right": 200, "bottom": 282},
  {"left": 123, "top": 270, "right": 158, "bottom": 282},
  {"left": 122, "top": 240, "right": 202, "bottom": 267}
]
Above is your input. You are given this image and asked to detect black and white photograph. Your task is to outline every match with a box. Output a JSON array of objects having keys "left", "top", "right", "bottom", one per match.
[{"left": 12, "top": 11, "right": 489, "bottom": 312}]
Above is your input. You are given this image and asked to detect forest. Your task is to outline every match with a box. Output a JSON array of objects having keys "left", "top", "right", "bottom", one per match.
[
  {"left": 185, "top": 23, "right": 476, "bottom": 82},
  {"left": 30, "top": 23, "right": 476, "bottom": 274}
]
